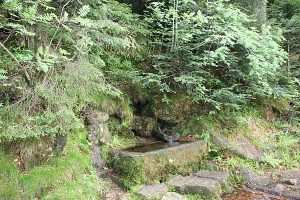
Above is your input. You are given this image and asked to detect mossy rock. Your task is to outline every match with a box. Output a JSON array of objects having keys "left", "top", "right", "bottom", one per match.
[{"left": 153, "top": 93, "right": 210, "bottom": 124}]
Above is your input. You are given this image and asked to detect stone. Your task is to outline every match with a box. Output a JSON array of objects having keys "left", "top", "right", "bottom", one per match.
[
  {"left": 194, "top": 170, "right": 230, "bottom": 187},
  {"left": 211, "top": 132, "right": 231, "bottom": 150},
  {"left": 86, "top": 111, "right": 109, "bottom": 125},
  {"left": 88, "top": 123, "right": 111, "bottom": 145},
  {"left": 137, "top": 183, "right": 168, "bottom": 199},
  {"left": 168, "top": 175, "right": 222, "bottom": 198},
  {"left": 272, "top": 184, "right": 285, "bottom": 196},
  {"left": 55, "top": 135, "right": 67, "bottom": 154},
  {"left": 241, "top": 168, "right": 273, "bottom": 189},
  {"left": 282, "top": 179, "right": 298, "bottom": 185},
  {"left": 131, "top": 116, "right": 157, "bottom": 138},
  {"left": 230, "top": 135, "right": 264, "bottom": 161},
  {"left": 282, "top": 190, "right": 300, "bottom": 200},
  {"left": 155, "top": 129, "right": 180, "bottom": 143},
  {"left": 112, "top": 141, "right": 208, "bottom": 183},
  {"left": 212, "top": 133, "right": 264, "bottom": 161},
  {"left": 161, "top": 192, "right": 187, "bottom": 200},
  {"left": 92, "top": 145, "right": 105, "bottom": 171},
  {"left": 277, "top": 170, "right": 300, "bottom": 182},
  {"left": 153, "top": 93, "right": 208, "bottom": 123},
  {"left": 86, "top": 111, "right": 111, "bottom": 145}
]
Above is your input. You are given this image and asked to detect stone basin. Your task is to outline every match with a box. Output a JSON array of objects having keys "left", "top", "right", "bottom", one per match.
[{"left": 110, "top": 140, "right": 208, "bottom": 186}]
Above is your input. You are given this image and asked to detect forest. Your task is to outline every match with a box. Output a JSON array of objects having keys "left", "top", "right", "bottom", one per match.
[{"left": 0, "top": 0, "right": 300, "bottom": 199}]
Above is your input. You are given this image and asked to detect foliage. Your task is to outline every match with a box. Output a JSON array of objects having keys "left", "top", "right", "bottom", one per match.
[
  {"left": 142, "top": 0, "right": 288, "bottom": 109},
  {"left": 0, "top": 0, "right": 145, "bottom": 141},
  {"left": 269, "top": 0, "right": 300, "bottom": 126}
]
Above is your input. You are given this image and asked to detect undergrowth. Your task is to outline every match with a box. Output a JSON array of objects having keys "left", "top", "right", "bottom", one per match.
[{"left": 0, "top": 131, "right": 105, "bottom": 200}]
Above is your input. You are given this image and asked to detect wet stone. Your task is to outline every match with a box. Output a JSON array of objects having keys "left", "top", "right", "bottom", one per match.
[
  {"left": 137, "top": 183, "right": 168, "bottom": 199},
  {"left": 194, "top": 170, "right": 230, "bottom": 187},
  {"left": 161, "top": 192, "right": 187, "bottom": 200},
  {"left": 168, "top": 175, "right": 222, "bottom": 198}
]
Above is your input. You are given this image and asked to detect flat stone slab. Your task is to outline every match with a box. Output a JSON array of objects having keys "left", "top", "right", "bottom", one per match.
[
  {"left": 194, "top": 170, "right": 230, "bottom": 187},
  {"left": 137, "top": 183, "right": 168, "bottom": 199},
  {"left": 211, "top": 133, "right": 264, "bottom": 161},
  {"left": 168, "top": 175, "right": 221, "bottom": 198},
  {"left": 161, "top": 192, "right": 187, "bottom": 200}
]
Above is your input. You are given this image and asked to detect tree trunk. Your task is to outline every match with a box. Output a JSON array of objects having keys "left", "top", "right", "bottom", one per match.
[{"left": 232, "top": 0, "right": 267, "bottom": 25}]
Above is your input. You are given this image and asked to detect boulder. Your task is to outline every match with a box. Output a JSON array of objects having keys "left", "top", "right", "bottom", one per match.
[
  {"left": 168, "top": 175, "right": 222, "bottom": 199},
  {"left": 161, "top": 192, "right": 187, "bottom": 200},
  {"left": 194, "top": 170, "right": 230, "bottom": 187},
  {"left": 131, "top": 116, "right": 157, "bottom": 138},
  {"left": 86, "top": 111, "right": 111, "bottom": 145},
  {"left": 88, "top": 123, "right": 111, "bottom": 145},
  {"left": 86, "top": 111, "right": 109, "bottom": 125},
  {"left": 137, "top": 183, "right": 168, "bottom": 199}
]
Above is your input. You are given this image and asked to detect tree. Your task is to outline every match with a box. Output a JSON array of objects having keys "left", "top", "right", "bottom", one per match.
[{"left": 142, "top": 0, "right": 287, "bottom": 109}]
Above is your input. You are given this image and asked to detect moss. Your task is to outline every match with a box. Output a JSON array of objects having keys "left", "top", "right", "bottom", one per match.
[
  {"left": 0, "top": 150, "right": 20, "bottom": 199},
  {"left": 0, "top": 131, "right": 104, "bottom": 199},
  {"left": 114, "top": 156, "right": 148, "bottom": 188},
  {"left": 187, "top": 194, "right": 219, "bottom": 200}
]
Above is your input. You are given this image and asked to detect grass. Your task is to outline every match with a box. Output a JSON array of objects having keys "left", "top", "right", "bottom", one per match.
[{"left": 0, "top": 131, "right": 105, "bottom": 200}]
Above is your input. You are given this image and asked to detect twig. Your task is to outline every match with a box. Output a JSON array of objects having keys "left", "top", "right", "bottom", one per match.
[{"left": 0, "top": 42, "right": 32, "bottom": 85}]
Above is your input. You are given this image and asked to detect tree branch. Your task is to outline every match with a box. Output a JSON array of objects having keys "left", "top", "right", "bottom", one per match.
[{"left": 0, "top": 42, "right": 32, "bottom": 85}]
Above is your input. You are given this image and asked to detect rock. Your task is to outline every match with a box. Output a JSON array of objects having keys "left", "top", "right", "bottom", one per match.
[
  {"left": 168, "top": 175, "right": 222, "bottom": 198},
  {"left": 212, "top": 133, "right": 264, "bottom": 161},
  {"left": 161, "top": 192, "right": 187, "bottom": 200},
  {"left": 86, "top": 111, "right": 109, "bottom": 125},
  {"left": 194, "top": 170, "right": 230, "bottom": 187},
  {"left": 92, "top": 145, "right": 105, "bottom": 171},
  {"left": 153, "top": 93, "right": 208, "bottom": 123},
  {"left": 2, "top": 136, "right": 56, "bottom": 170},
  {"left": 88, "top": 123, "right": 111, "bottom": 144},
  {"left": 282, "top": 179, "right": 298, "bottom": 185},
  {"left": 204, "top": 160, "right": 219, "bottom": 171},
  {"left": 155, "top": 129, "right": 180, "bottom": 143},
  {"left": 272, "top": 184, "right": 285, "bottom": 196},
  {"left": 241, "top": 168, "right": 272, "bottom": 189},
  {"left": 277, "top": 170, "right": 300, "bottom": 182},
  {"left": 86, "top": 111, "right": 111, "bottom": 145},
  {"left": 231, "top": 135, "right": 264, "bottom": 161},
  {"left": 137, "top": 183, "right": 168, "bottom": 199},
  {"left": 282, "top": 190, "right": 300, "bottom": 200},
  {"left": 131, "top": 116, "right": 157, "bottom": 138},
  {"left": 55, "top": 135, "right": 67, "bottom": 154},
  {"left": 211, "top": 132, "right": 231, "bottom": 149}
]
